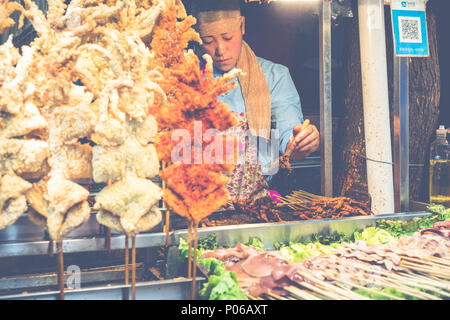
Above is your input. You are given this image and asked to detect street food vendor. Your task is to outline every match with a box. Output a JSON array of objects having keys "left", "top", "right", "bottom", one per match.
[{"left": 190, "top": 0, "right": 319, "bottom": 203}]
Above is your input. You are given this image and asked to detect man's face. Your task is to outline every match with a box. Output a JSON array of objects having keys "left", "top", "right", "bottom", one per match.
[{"left": 200, "top": 17, "right": 245, "bottom": 72}]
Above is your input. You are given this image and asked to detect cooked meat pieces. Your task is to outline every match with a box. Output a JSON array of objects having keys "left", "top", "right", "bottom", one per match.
[
  {"left": 0, "top": 172, "right": 32, "bottom": 230},
  {"left": 0, "top": 138, "right": 49, "bottom": 175},
  {"left": 92, "top": 118, "right": 127, "bottom": 146},
  {"left": 0, "top": 172, "right": 33, "bottom": 204},
  {"left": 59, "top": 200, "right": 90, "bottom": 239},
  {"left": 46, "top": 175, "right": 89, "bottom": 215},
  {"left": 160, "top": 164, "right": 229, "bottom": 201},
  {"left": 131, "top": 114, "right": 157, "bottom": 145},
  {"left": 94, "top": 176, "right": 162, "bottom": 234},
  {"left": 96, "top": 205, "right": 162, "bottom": 236},
  {"left": 161, "top": 163, "right": 230, "bottom": 222},
  {"left": 92, "top": 145, "right": 125, "bottom": 183},
  {"left": 92, "top": 139, "right": 159, "bottom": 183},
  {"left": 26, "top": 177, "right": 49, "bottom": 217},
  {"left": 60, "top": 142, "right": 93, "bottom": 180},
  {"left": 164, "top": 185, "right": 229, "bottom": 223},
  {"left": 50, "top": 103, "right": 96, "bottom": 143},
  {"left": 1, "top": 101, "right": 47, "bottom": 138},
  {"left": 0, "top": 195, "right": 28, "bottom": 230},
  {"left": 30, "top": 199, "right": 91, "bottom": 241},
  {"left": 133, "top": 143, "right": 159, "bottom": 179}
]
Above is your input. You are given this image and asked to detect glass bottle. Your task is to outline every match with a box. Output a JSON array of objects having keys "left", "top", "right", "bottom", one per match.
[{"left": 429, "top": 125, "right": 449, "bottom": 206}]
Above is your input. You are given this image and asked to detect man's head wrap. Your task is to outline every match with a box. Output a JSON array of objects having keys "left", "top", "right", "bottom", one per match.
[{"left": 191, "top": 0, "right": 271, "bottom": 140}]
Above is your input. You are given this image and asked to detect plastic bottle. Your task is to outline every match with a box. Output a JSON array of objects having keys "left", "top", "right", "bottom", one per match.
[{"left": 429, "top": 125, "right": 449, "bottom": 206}]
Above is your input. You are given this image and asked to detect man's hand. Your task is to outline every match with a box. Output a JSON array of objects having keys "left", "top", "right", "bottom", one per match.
[{"left": 288, "top": 121, "right": 319, "bottom": 161}]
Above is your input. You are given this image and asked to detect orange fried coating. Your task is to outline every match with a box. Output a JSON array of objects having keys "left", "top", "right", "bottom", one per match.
[
  {"left": 148, "top": 6, "right": 200, "bottom": 69},
  {"left": 160, "top": 164, "right": 230, "bottom": 223},
  {"left": 149, "top": 6, "right": 240, "bottom": 223}
]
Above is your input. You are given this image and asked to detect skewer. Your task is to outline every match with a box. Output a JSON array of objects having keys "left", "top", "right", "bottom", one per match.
[
  {"left": 187, "top": 220, "right": 193, "bottom": 278},
  {"left": 284, "top": 285, "right": 322, "bottom": 300},
  {"left": 400, "top": 261, "right": 450, "bottom": 279},
  {"left": 295, "top": 280, "right": 344, "bottom": 300},
  {"left": 358, "top": 273, "right": 440, "bottom": 300},
  {"left": 332, "top": 277, "right": 404, "bottom": 300},
  {"left": 296, "top": 270, "right": 365, "bottom": 300},
  {"left": 400, "top": 272, "right": 450, "bottom": 291},
  {"left": 106, "top": 179, "right": 112, "bottom": 253},
  {"left": 57, "top": 241, "right": 64, "bottom": 300},
  {"left": 245, "top": 293, "right": 259, "bottom": 300},
  {"left": 132, "top": 236, "right": 136, "bottom": 300},
  {"left": 125, "top": 235, "right": 129, "bottom": 285},
  {"left": 425, "top": 256, "right": 450, "bottom": 267},
  {"left": 267, "top": 292, "right": 289, "bottom": 300},
  {"left": 402, "top": 255, "right": 450, "bottom": 270},
  {"left": 162, "top": 161, "right": 170, "bottom": 247},
  {"left": 191, "top": 223, "right": 198, "bottom": 300},
  {"left": 48, "top": 239, "right": 54, "bottom": 256}
]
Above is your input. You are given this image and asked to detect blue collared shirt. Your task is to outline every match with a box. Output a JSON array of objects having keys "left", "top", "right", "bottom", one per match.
[{"left": 211, "top": 57, "right": 303, "bottom": 177}]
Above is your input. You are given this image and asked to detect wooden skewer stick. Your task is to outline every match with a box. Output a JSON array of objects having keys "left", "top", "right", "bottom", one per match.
[
  {"left": 402, "top": 255, "right": 450, "bottom": 270},
  {"left": 191, "top": 223, "right": 199, "bottom": 300},
  {"left": 400, "top": 272, "right": 450, "bottom": 291},
  {"left": 48, "top": 239, "right": 54, "bottom": 256},
  {"left": 187, "top": 220, "right": 193, "bottom": 279},
  {"left": 400, "top": 261, "right": 450, "bottom": 279},
  {"left": 296, "top": 270, "right": 364, "bottom": 300},
  {"left": 106, "top": 179, "right": 112, "bottom": 253},
  {"left": 284, "top": 285, "right": 322, "bottom": 300},
  {"left": 125, "top": 235, "right": 129, "bottom": 285},
  {"left": 359, "top": 273, "right": 440, "bottom": 300},
  {"left": 329, "top": 275, "right": 403, "bottom": 300},
  {"left": 162, "top": 161, "right": 171, "bottom": 247},
  {"left": 267, "top": 292, "right": 289, "bottom": 300},
  {"left": 57, "top": 241, "right": 65, "bottom": 300},
  {"left": 132, "top": 236, "right": 136, "bottom": 300}
]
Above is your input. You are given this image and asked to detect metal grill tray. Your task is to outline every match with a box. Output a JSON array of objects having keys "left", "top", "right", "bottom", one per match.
[{"left": 0, "top": 277, "right": 204, "bottom": 300}]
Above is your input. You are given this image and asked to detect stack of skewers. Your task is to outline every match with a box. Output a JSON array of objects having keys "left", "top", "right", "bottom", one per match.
[{"left": 201, "top": 234, "right": 450, "bottom": 300}]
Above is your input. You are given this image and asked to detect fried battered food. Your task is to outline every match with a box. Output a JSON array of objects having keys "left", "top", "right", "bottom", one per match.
[
  {"left": 160, "top": 164, "right": 230, "bottom": 223},
  {"left": 0, "top": 0, "right": 25, "bottom": 34},
  {"left": 92, "top": 145, "right": 125, "bottom": 183},
  {"left": 26, "top": 175, "right": 90, "bottom": 240},
  {"left": 0, "top": 138, "right": 49, "bottom": 176},
  {"left": 28, "top": 200, "right": 91, "bottom": 240},
  {"left": 0, "top": 172, "right": 32, "bottom": 230},
  {"left": 1, "top": 102, "right": 48, "bottom": 138},
  {"left": 94, "top": 176, "right": 163, "bottom": 235},
  {"left": 50, "top": 103, "right": 96, "bottom": 143},
  {"left": 60, "top": 143, "right": 93, "bottom": 180},
  {"left": 96, "top": 206, "right": 162, "bottom": 236}
]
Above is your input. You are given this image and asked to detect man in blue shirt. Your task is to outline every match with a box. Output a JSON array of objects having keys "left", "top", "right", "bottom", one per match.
[{"left": 191, "top": 0, "right": 319, "bottom": 202}]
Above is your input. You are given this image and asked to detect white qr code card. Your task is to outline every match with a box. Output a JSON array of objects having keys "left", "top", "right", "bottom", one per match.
[{"left": 391, "top": 0, "right": 429, "bottom": 57}]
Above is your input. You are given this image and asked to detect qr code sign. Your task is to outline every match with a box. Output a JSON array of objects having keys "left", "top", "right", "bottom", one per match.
[{"left": 398, "top": 16, "right": 422, "bottom": 43}]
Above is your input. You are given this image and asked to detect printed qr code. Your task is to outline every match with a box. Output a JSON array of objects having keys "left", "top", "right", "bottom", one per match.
[{"left": 398, "top": 16, "right": 422, "bottom": 43}]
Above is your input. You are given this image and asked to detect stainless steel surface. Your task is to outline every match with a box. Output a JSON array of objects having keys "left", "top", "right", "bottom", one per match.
[
  {"left": 1, "top": 278, "right": 204, "bottom": 300},
  {"left": 319, "top": 0, "right": 333, "bottom": 197},
  {"left": 0, "top": 264, "right": 144, "bottom": 292},
  {"left": 393, "top": 56, "right": 410, "bottom": 213},
  {"left": 0, "top": 212, "right": 431, "bottom": 258}
]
